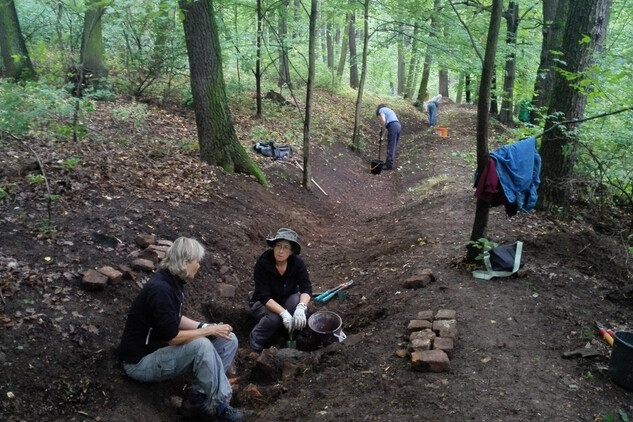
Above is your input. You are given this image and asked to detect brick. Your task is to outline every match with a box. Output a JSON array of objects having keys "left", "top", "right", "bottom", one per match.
[
  {"left": 217, "top": 283, "right": 236, "bottom": 298},
  {"left": 135, "top": 234, "right": 156, "bottom": 248},
  {"left": 433, "top": 319, "right": 457, "bottom": 333},
  {"left": 138, "top": 248, "right": 160, "bottom": 264},
  {"left": 433, "top": 337, "right": 455, "bottom": 359},
  {"left": 156, "top": 239, "right": 173, "bottom": 247},
  {"left": 97, "top": 266, "right": 123, "bottom": 285},
  {"left": 131, "top": 258, "right": 155, "bottom": 272},
  {"left": 435, "top": 309, "right": 457, "bottom": 320},
  {"left": 408, "top": 337, "right": 432, "bottom": 353},
  {"left": 409, "top": 328, "right": 436, "bottom": 343},
  {"left": 407, "top": 319, "right": 433, "bottom": 333},
  {"left": 416, "top": 310, "right": 435, "bottom": 321},
  {"left": 411, "top": 349, "right": 451, "bottom": 372},
  {"left": 81, "top": 269, "right": 108, "bottom": 291}
]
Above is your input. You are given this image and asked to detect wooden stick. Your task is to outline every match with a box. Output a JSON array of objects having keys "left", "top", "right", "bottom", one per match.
[{"left": 294, "top": 161, "right": 328, "bottom": 196}]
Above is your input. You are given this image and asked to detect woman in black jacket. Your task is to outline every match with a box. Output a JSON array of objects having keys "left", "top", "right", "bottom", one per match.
[{"left": 248, "top": 228, "right": 313, "bottom": 351}]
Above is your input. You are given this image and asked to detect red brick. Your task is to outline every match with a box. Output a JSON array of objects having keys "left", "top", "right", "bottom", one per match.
[{"left": 411, "top": 349, "right": 451, "bottom": 372}]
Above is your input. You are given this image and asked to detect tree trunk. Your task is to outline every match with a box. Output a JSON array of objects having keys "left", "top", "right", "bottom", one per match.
[
  {"left": 348, "top": 9, "right": 358, "bottom": 89},
  {"left": 256, "top": 0, "right": 263, "bottom": 117},
  {"left": 439, "top": 69, "right": 448, "bottom": 97},
  {"left": 303, "top": 0, "right": 317, "bottom": 191},
  {"left": 179, "top": 0, "right": 266, "bottom": 185},
  {"left": 336, "top": 14, "right": 351, "bottom": 80},
  {"left": 456, "top": 73, "right": 464, "bottom": 104},
  {"left": 277, "top": 0, "right": 291, "bottom": 88},
  {"left": 467, "top": 0, "right": 503, "bottom": 263},
  {"left": 489, "top": 72, "right": 499, "bottom": 115},
  {"left": 80, "top": 0, "right": 107, "bottom": 88},
  {"left": 397, "top": 33, "right": 406, "bottom": 95},
  {"left": 530, "top": 0, "right": 570, "bottom": 124},
  {"left": 405, "top": 23, "right": 420, "bottom": 100},
  {"left": 416, "top": 0, "right": 441, "bottom": 104},
  {"left": 351, "top": 0, "right": 370, "bottom": 149},
  {"left": 0, "top": 0, "right": 36, "bottom": 81},
  {"left": 538, "top": 0, "right": 613, "bottom": 216},
  {"left": 499, "top": 1, "right": 519, "bottom": 125},
  {"left": 465, "top": 74, "right": 471, "bottom": 103},
  {"left": 326, "top": 20, "right": 334, "bottom": 69}
]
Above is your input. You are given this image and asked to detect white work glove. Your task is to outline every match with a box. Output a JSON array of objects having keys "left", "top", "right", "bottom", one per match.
[
  {"left": 280, "top": 310, "right": 293, "bottom": 333},
  {"left": 293, "top": 303, "right": 307, "bottom": 331}
]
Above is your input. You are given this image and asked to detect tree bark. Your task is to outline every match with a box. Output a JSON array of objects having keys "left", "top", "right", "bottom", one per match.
[
  {"left": 405, "top": 23, "right": 420, "bottom": 99},
  {"left": 80, "top": 0, "right": 107, "bottom": 87},
  {"left": 467, "top": 0, "right": 503, "bottom": 263},
  {"left": 0, "top": 0, "right": 36, "bottom": 81},
  {"left": 348, "top": 7, "right": 358, "bottom": 89},
  {"left": 179, "top": 0, "right": 266, "bottom": 185},
  {"left": 416, "top": 0, "right": 441, "bottom": 104},
  {"left": 303, "top": 0, "right": 317, "bottom": 191},
  {"left": 530, "top": 0, "right": 570, "bottom": 124},
  {"left": 336, "top": 14, "right": 351, "bottom": 80},
  {"left": 499, "top": 1, "right": 519, "bottom": 125},
  {"left": 538, "top": 0, "right": 613, "bottom": 216},
  {"left": 277, "top": 0, "right": 291, "bottom": 88},
  {"left": 351, "top": 0, "right": 370, "bottom": 149}
]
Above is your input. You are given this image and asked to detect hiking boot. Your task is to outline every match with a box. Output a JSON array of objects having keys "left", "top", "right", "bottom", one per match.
[
  {"left": 217, "top": 402, "right": 255, "bottom": 422},
  {"left": 178, "top": 398, "right": 215, "bottom": 421}
]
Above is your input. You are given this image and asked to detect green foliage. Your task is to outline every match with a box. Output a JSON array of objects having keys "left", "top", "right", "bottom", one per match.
[
  {"left": 57, "top": 158, "right": 80, "bottom": 170},
  {"left": 468, "top": 238, "right": 498, "bottom": 262},
  {"left": 0, "top": 187, "right": 7, "bottom": 200},
  {"left": 0, "top": 81, "right": 85, "bottom": 141},
  {"left": 602, "top": 409, "right": 629, "bottom": 422},
  {"left": 86, "top": 88, "right": 117, "bottom": 102},
  {"left": 27, "top": 174, "right": 46, "bottom": 185}
]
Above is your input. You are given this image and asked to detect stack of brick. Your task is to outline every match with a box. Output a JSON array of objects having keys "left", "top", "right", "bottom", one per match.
[
  {"left": 399, "top": 309, "right": 457, "bottom": 373},
  {"left": 80, "top": 234, "right": 173, "bottom": 291}
]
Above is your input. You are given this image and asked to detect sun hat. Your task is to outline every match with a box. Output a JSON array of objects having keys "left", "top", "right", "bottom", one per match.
[{"left": 266, "top": 228, "right": 301, "bottom": 255}]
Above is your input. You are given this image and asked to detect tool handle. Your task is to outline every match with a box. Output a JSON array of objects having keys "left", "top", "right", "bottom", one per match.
[
  {"left": 600, "top": 329, "right": 614, "bottom": 346},
  {"left": 314, "top": 284, "right": 343, "bottom": 301}
]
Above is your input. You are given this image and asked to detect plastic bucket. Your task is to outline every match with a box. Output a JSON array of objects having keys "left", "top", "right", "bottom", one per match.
[
  {"left": 370, "top": 159, "right": 384, "bottom": 175},
  {"left": 608, "top": 331, "right": 633, "bottom": 390},
  {"left": 308, "top": 311, "right": 346, "bottom": 346},
  {"left": 435, "top": 127, "right": 448, "bottom": 138}
]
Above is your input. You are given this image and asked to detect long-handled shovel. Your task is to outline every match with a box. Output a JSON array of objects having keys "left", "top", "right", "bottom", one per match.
[{"left": 370, "top": 129, "right": 384, "bottom": 174}]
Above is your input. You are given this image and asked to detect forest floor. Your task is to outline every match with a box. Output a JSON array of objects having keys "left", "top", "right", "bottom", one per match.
[{"left": 1, "top": 92, "right": 632, "bottom": 422}]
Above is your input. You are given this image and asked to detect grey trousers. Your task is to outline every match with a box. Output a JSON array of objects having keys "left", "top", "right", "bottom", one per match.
[
  {"left": 123, "top": 334, "right": 237, "bottom": 412},
  {"left": 249, "top": 292, "right": 300, "bottom": 347}
]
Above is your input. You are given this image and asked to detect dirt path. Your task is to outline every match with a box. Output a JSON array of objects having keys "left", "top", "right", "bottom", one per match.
[{"left": 1, "top": 101, "right": 632, "bottom": 422}]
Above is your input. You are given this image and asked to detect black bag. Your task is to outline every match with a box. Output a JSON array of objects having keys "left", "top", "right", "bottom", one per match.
[
  {"left": 253, "top": 140, "right": 293, "bottom": 160},
  {"left": 472, "top": 241, "right": 524, "bottom": 280},
  {"left": 488, "top": 242, "right": 524, "bottom": 272}
]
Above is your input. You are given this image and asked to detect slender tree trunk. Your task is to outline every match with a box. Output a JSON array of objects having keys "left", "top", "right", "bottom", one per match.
[
  {"left": 489, "top": 72, "right": 498, "bottom": 115},
  {"left": 467, "top": 0, "right": 503, "bottom": 263},
  {"left": 499, "top": 1, "right": 519, "bottom": 125},
  {"left": 0, "top": 0, "right": 36, "bottom": 81},
  {"left": 326, "top": 20, "right": 334, "bottom": 69},
  {"left": 336, "top": 14, "right": 351, "bottom": 80},
  {"left": 303, "top": 0, "right": 317, "bottom": 191},
  {"left": 531, "top": 0, "right": 570, "bottom": 123},
  {"left": 397, "top": 33, "right": 405, "bottom": 95},
  {"left": 256, "top": 0, "right": 262, "bottom": 117},
  {"left": 465, "top": 74, "right": 471, "bottom": 103},
  {"left": 179, "top": 0, "right": 266, "bottom": 185},
  {"left": 456, "top": 73, "right": 464, "bottom": 104},
  {"left": 416, "top": 0, "right": 440, "bottom": 104},
  {"left": 352, "top": 0, "right": 369, "bottom": 148},
  {"left": 348, "top": 8, "right": 358, "bottom": 89},
  {"left": 278, "top": 0, "right": 291, "bottom": 88},
  {"left": 405, "top": 23, "right": 420, "bottom": 99},
  {"left": 538, "top": 0, "right": 613, "bottom": 216},
  {"left": 439, "top": 69, "right": 448, "bottom": 97}
]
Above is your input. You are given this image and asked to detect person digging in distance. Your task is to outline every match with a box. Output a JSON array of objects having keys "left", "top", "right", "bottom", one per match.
[
  {"left": 423, "top": 94, "right": 443, "bottom": 129},
  {"left": 376, "top": 104, "right": 402, "bottom": 170},
  {"left": 248, "top": 228, "right": 313, "bottom": 351},
  {"left": 117, "top": 237, "right": 253, "bottom": 422}
]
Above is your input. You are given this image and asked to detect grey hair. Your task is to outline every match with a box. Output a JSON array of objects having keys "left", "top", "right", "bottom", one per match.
[{"left": 160, "top": 237, "right": 205, "bottom": 279}]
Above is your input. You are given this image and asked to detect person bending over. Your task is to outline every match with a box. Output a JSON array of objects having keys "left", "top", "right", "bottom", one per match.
[{"left": 375, "top": 104, "right": 402, "bottom": 170}]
